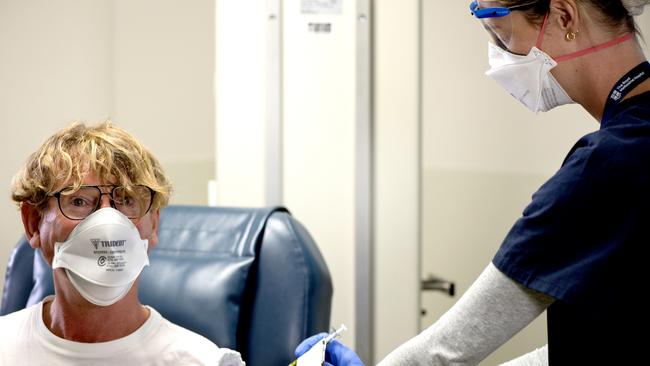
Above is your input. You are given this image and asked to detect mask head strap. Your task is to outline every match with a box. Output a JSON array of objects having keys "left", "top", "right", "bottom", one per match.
[
  {"left": 554, "top": 33, "right": 634, "bottom": 62},
  {"left": 535, "top": 12, "right": 550, "bottom": 49},
  {"left": 535, "top": 10, "right": 633, "bottom": 62}
]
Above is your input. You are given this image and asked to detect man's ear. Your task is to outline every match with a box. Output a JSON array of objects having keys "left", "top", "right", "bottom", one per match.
[
  {"left": 550, "top": 0, "right": 580, "bottom": 32},
  {"left": 21, "top": 203, "right": 42, "bottom": 249}
]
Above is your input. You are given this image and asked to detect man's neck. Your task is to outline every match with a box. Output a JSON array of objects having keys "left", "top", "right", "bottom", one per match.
[{"left": 44, "top": 274, "right": 150, "bottom": 343}]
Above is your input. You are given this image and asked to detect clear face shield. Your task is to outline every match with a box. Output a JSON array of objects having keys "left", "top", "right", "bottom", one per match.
[{"left": 469, "top": 0, "right": 535, "bottom": 53}]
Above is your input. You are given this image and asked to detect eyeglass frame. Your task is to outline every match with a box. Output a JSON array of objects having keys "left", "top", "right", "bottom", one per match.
[
  {"left": 47, "top": 184, "right": 156, "bottom": 220},
  {"left": 469, "top": 0, "right": 539, "bottom": 19}
]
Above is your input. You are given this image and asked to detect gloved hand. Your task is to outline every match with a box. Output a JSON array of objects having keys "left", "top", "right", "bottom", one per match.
[{"left": 295, "top": 333, "right": 365, "bottom": 366}]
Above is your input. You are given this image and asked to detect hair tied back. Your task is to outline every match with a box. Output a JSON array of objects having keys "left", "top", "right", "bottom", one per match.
[{"left": 622, "top": 0, "right": 650, "bottom": 16}]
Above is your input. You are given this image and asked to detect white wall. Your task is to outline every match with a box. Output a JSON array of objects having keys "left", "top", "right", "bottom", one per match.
[
  {"left": 0, "top": 0, "right": 113, "bottom": 296},
  {"left": 112, "top": 0, "right": 215, "bottom": 204},
  {"left": 0, "top": 0, "right": 214, "bottom": 299}
]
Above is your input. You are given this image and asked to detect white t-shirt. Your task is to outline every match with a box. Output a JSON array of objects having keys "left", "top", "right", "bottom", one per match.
[{"left": 0, "top": 296, "right": 244, "bottom": 366}]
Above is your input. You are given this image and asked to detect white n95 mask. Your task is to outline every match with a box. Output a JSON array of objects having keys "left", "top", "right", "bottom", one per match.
[
  {"left": 53, "top": 207, "right": 149, "bottom": 306},
  {"left": 485, "top": 42, "right": 574, "bottom": 113}
]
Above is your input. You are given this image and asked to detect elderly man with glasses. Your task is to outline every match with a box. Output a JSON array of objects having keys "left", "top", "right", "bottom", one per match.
[{"left": 0, "top": 122, "right": 243, "bottom": 366}]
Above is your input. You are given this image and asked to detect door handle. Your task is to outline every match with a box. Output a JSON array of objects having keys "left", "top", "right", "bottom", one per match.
[{"left": 421, "top": 274, "right": 455, "bottom": 297}]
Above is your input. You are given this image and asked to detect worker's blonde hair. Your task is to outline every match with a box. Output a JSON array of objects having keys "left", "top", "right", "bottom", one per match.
[{"left": 11, "top": 121, "right": 172, "bottom": 211}]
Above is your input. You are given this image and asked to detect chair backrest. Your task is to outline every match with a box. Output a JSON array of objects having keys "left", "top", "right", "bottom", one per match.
[{"left": 1, "top": 205, "right": 333, "bottom": 366}]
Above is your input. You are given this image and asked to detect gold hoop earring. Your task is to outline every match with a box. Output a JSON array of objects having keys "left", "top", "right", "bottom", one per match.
[{"left": 565, "top": 31, "right": 578, "bottom": 41}]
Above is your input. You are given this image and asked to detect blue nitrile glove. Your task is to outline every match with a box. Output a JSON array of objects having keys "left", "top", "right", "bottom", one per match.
[{"left": 295, "top": 333, "right": 365, "bottom": 366}]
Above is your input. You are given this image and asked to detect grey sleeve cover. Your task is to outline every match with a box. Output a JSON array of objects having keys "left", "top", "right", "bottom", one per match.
[{"left": 376, "top": 263, "right": 554, "bottom": 366}]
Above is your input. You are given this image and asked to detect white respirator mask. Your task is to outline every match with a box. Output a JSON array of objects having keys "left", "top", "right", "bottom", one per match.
[
  {"left": 485, "top": 43, "right": 573, "bottom": 113},
  {"left": 53, "top": 207, "right": 150, "bottom": 306}
]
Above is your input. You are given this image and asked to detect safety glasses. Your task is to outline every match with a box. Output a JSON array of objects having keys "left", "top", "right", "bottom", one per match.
[{"left": 469, "top": 0, "right": 538, "bottom": 19}]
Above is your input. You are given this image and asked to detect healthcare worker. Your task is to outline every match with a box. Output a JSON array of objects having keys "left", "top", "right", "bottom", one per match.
[{"left": 296, "top": 0, "right": 650, "bottom": 364}]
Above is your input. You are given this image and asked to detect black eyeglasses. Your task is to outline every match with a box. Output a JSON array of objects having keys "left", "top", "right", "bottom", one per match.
[{"left": 48, "top": 185, "right": 155, "bottom": 220}]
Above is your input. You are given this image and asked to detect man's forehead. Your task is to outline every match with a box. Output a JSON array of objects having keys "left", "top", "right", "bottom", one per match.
[{"left": 55, "top": 172, "right": 120, "bottom": 192}]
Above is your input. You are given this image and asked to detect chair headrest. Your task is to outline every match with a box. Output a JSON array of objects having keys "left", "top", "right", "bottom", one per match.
[{"left": 138, "top": 205, "right": 288, "bottom": 349}]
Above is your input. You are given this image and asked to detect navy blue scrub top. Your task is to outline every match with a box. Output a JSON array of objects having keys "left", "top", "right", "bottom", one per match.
[{"left": 493, "top": 91, "right": 650, "bottom": 365}]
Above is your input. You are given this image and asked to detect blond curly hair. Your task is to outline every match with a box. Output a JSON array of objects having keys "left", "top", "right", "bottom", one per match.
[{"left": 11, "top": 121, "right": 172, "bottom": 211}]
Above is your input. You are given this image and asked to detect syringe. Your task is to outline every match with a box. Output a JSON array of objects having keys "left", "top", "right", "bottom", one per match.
[
  {"left": 322, "top": 324, "right": 347, "bottom": 345},
  {"left": 288, "top": 324, "right": 348, "bottom": 366}
]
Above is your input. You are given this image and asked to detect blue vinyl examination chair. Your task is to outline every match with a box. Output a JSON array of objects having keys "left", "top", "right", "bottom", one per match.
[{"left": 1, "top": 205, "right": 333, "bottom": 366}]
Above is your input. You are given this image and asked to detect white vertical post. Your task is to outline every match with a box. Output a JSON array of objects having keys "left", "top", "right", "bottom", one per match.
[
  {"left": 265, "top": 0, "right": 283, "bottom": 206},
  {"left": 373, "top": 0, "right": 421, "bottom": 361},
  {"left": 282, "top": 0, "right": 359, "bottom": 355},
  {"left": 355, "top": 0, "right": 374, "bottom": 364}
]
